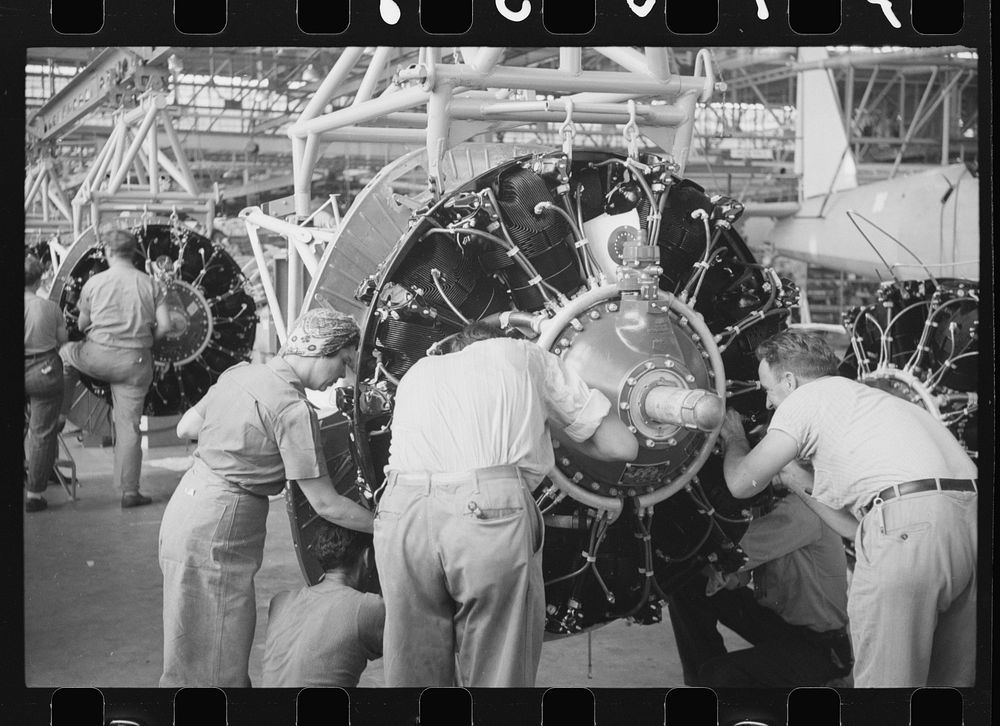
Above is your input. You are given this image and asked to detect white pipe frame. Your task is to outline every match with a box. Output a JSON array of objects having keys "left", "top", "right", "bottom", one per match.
[
  {"left": 238, "top": 206, "right": 327, "bottom": 278},
  {"left": 285, "top": 45, "right": 717, "bottom": 360},
  {"left": 68, "top": 91, "right": 214, "bottom": 237},
  {"left": 244, "top": 221, "right": 289, "bottom": 346}
]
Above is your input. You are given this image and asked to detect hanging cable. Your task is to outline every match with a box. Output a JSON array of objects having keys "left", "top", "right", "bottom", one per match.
[{"left": 429, "top": 268, "right": 470, "bottom": 324}]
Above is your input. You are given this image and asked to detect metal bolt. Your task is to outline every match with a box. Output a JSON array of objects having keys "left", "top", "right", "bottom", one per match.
[
  {"left": 627, "top": 377, "right": 637, "bottom": 385},
  {"left": 559, "top": 338, "right": 570, "bottom": 347},
  {"left": 572, "top": 472, "right": 584, "bottom": 483},
  {"left": 685, "top": 374, "right": 695, "bottom": 383},
  {"left": 607, "top": 303, "right": 619, "bottom": 312},
  {"left": 560, "top": 457, "right": 571, "bottom": 467},
  {"left": 645, "top": 361, "right": 655, "bottom": 370},
  {"left": 628, "top": 489, "right": 636, "bottom": 497},
  {"left": 590, "top": 482, "right": 601, "bottom": 491},
  {"left": 645, "top": 439, "right": 656, "bottom": 448},
  {"left": 628, "top": 425, "right": 637, "bottom": 433},
  {"left": 589, "top": 310, "right": 600, "bottom": 320},
  {"left": 667, "top": 438, "right": 677, "bottom": 446},
  {"left": 609, "top": 488, "right": 619, "bottom": 496},
  {"left": 665, "top": 360, "right": 674, "bottom": 368},
  {"left": 553, "top": 347, "right": 562, "bottom": 355},
  {"left": 620, "top": 401, "right": 630, "bottom": 409},
  {"left": 691, "top": 334, "right": 700, "bottom": 341}
]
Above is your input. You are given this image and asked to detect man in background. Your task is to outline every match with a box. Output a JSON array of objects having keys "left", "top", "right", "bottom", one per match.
[
  {"left": 24, "top": 254, "right": 68, "bottom": 513},
  {"left": 61, "top": 230, "right": 172, "bottom": 508}
]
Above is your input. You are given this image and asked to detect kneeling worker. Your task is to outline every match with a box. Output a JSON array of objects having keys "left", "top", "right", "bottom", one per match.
[
  {"left": 262, "top": 522, "right": 384, "bottom": 687},
  {"left": 667, "top": 478, "right": 852, "bottom": 687}
]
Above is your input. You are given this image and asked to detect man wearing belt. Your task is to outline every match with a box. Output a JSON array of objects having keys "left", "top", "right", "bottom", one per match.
[
  {"left": 60, "top": 230, "right": 172, "bottom": 508},
  {"left": 375, "top": 323, "right": 638, "bottom": 687},
  {"left": 719, "top": 329, "right": 977, "bottom": 687},
  {"left": 668, "top": 488, "right": 852, "bottom": 687},
  {"left": 24, "top": 255, "right": 69, "bottom": 513}
]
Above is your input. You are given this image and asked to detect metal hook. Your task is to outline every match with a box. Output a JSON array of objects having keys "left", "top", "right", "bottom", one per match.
[
  {"left": 623, "top": 100, "right": 640, "bottom": 159},
  {"left": 560, "top": 99, "right": 576, "bottom": 160}
]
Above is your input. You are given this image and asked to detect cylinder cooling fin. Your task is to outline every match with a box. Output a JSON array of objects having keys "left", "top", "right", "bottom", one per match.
[
  {"left": 841, "top": 277, "right": 979, "bottom": 457},
  {"left": 50, "top": 220, "right": 258, "bottom": 418},
  {"left": 310, "top": 148, "right": 799, "bottom": 634}
]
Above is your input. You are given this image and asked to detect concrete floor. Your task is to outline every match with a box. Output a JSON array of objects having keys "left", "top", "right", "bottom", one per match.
[{"left": 24, "top": 433, "right": 750, "bottom": 688}]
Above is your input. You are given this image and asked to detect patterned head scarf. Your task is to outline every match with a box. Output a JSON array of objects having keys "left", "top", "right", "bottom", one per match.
[{"left": 282, "top": 308, "right": 360, "bottom": 358}]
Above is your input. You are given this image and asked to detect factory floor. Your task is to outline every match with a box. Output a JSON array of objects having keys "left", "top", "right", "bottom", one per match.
[{"left": 24, "top": 433, "right": 751, "bottom": 689}]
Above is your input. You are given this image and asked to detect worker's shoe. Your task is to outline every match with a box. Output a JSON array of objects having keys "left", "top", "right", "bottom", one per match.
[
  {"left": 121, "top": 492, "right": 153, "bottom": 509},
  {"left": 25, "top": 496, "right": 48, "bottom": 513}
]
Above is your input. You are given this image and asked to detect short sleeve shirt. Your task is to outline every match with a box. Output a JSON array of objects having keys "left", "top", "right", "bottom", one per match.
[
  {"left": 79, "top": 265, "right": 158, "bottom": 349},
  {"left": 262, "top": 579, "right": 385, "bottom": 687},
  {"left": 24, "top": 292, "right": 66, "bottom": 354},
  {"left": 192, "top": 357, "right": 328, "bottom": 493},
  {"left": 386, "top": 338, "right": 612, "bottom": 487},
  {"left": 739, "top": 495, "right": 848, "bottom": 632},
  {"left": 768, "top": 376, "right": 977, "bottom": 516}
]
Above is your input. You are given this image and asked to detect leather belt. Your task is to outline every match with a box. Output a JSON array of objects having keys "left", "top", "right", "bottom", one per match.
[{"left": 861, "top": 478, "right": 977, "bottom": 515}]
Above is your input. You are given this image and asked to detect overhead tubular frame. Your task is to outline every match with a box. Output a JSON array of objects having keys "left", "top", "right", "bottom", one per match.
[{"left": 284, "top": 46, "right": 720, "bottom": 328}]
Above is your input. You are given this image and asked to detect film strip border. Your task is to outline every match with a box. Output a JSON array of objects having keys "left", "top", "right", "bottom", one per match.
[
  {"left": 39, "top": 0, "right": 976, "bottom": 40},
  {"left": 33, "top": 685, "right": 983, "bottom": 725}
]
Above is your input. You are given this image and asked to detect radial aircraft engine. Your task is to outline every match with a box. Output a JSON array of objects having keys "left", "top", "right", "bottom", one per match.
[
  {"left": 45, "top": 217, "right": 258, "bottom": 422},
  {"left": 840, "top": 277, "right": 979, "bottom": 458},
  {"left": 291, "top": 148, "right": 800, "bottom": 635}
]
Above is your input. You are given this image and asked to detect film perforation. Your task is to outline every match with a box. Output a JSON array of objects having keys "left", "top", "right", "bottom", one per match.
[
  {"left": 9, "top": 2, "right": 991, "bottom": 725},
  {"left": 42, "top": 1, "right": 972, "bottom": 37}
]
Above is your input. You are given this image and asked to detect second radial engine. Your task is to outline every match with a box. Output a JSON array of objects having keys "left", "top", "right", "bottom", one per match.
[
  {"left": 841, "top": 277, "right": 979, "bottom": 458},
  {"left": 293, "top": 148, "right": 800, "bottom": 634},
  {"left": 46, "top": 218, "right": 258, "bottom": 419}
]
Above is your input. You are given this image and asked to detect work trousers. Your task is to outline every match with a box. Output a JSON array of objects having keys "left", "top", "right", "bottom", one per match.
[
  {"left": 158, "top": 460, "right": 269, "bottom": 687},
  {"left": 850, "top": 489, "right": 977, "bottom": 687},
  {"left": 61, "top": 340, "right": 152, "bottom": 494},
  {"left": 373, "top": 466, "right": 545, "bottom": 687},
  {"left": 24, "top": 352, "right": 64, "bottom": 494},
  {"left": 667, "top": 572, "right": 845, "bottom": 688}
]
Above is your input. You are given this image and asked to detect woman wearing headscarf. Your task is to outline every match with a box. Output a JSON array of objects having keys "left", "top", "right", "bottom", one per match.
[{"left": 158, "top": 308, "right": 374, "bottom": 687}]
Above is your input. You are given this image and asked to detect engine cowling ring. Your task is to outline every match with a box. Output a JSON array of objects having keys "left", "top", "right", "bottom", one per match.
[{"left": 537, "top": 284, "right": 726, "bottom": 511}]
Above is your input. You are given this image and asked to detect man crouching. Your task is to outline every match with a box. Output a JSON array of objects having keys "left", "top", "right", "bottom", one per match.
[{"left": 262, "top": 523, "right": 384, "bottom": 687}]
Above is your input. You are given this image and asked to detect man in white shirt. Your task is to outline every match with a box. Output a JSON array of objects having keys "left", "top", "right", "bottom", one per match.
[
  {"left": 374, "top": 323, "right": 638, "bottom": 687},
  {"left": 717, "top": 329, "right": 977, "bottom": 687}
]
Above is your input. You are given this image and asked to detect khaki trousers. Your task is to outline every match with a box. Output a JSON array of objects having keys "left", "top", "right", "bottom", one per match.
[
  {"left": 61, "top": 340, "right": 152, "bottom": 494},
  {"left": 373, "top": 466, "right": 545, "bottom": 687},
  {"left": 158, "top": 460, "right": 269, "bottom": 687},
  {"left": 849, "top": 489, "right": 977, "bottom": 687}
]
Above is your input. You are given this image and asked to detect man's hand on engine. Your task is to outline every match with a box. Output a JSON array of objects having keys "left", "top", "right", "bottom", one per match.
[{"left": 719, "top": 409, "right": 748, "bottom": 445}]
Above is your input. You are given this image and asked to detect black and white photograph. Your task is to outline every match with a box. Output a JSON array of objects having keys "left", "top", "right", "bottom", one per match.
[{"left": 8, "top": 4, "right": 992, "bottom": 720}]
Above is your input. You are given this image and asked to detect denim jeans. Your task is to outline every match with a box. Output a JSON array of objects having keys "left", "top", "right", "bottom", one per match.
[
  {"left": 24, "top": 352, "right": 64, "bottom": 494},
  {"left": 62, "top": 340, "right": 152, "bottom": 494}
]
